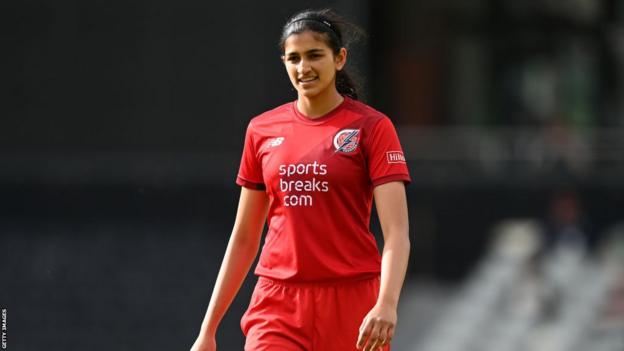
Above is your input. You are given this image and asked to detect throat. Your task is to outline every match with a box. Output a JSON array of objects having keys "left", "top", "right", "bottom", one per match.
[{"left": 297, "top": 92, "right": 344, "bottom": 119}]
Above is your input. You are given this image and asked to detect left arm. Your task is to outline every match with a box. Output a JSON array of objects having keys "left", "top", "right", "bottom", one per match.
[{"left": 357, "top": 181, "right": 410, "bottom": 351}]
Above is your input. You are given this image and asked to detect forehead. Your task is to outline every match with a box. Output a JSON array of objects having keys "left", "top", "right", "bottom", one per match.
[{"left": 283, "top": 31, "right": 331, "bottom": 54}]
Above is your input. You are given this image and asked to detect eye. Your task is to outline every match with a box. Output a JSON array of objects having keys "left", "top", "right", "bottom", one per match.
[{"left": 287, "top": 56, "right": 300, "bottom": 63}]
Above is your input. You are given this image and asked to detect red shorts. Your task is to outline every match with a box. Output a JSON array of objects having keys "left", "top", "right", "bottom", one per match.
[{"left": 241, "top": 276, "right": 390, "bottom": 351}]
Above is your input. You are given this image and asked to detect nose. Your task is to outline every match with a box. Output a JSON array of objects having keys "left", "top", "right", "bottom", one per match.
[{"left": 297, "top": 59, "right": 311, "bottom": 74}]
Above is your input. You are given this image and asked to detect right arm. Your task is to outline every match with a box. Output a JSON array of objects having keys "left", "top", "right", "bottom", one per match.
[{"left": 191, "top": 187, "right": 269, "bottom": 350}]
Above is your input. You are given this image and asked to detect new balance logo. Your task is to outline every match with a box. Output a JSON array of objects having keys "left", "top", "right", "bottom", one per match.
[{"left": 265, "top": 137, "right": 285, "bottom": 149}]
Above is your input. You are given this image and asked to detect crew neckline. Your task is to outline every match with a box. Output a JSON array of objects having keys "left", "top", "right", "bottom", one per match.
[{"left": 292, "top": 96, "right": 350, "bottom": 125}]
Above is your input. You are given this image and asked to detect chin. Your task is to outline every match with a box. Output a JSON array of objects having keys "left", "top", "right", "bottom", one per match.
[{"left": 297, "top": 89, "right": 321, "bottom": 99}]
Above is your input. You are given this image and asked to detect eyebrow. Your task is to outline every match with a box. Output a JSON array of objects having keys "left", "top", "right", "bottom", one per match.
[{"left": 285, "top": 48, "right": 326, "bottom": 57}]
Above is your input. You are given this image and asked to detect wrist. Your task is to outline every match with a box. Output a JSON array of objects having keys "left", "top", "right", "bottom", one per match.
[
  {"left": 199, "top": 322, "right": 218, "bottom": 338},
  {"left": 376, "top": 294, "right": 399, "bottom": 309}
]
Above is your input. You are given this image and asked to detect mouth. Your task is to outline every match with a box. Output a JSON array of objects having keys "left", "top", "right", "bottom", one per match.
[{"left": 298, "top": 76, "right": 318, "bottom": 85}]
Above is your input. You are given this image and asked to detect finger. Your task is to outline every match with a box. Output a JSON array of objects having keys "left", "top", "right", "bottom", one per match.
[
  {"left": 378, "top": 326, "right": 394, "bottom": 350},
  {"left": 377, "top": 323, "right": 394, "bottom": 351},
  {"left": 356, "top": 318, "right": 372, "bottom": 349},
  {"left": 364, "top": 319, "right": 382, "bottom": 351},
  {"left": 386, "top": 325, "right": 395, "bottom": 343},
  {"left": 364, "top": 336, "right": 378, "bottom": 351},
  {"left": 377, "top": 324, "right": 389, "bottom": 347},
  {"left": 366, "top": 339, "right": 379, "bottom": 351}
]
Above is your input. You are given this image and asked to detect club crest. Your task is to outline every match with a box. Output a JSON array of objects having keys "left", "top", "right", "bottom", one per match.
[{"left": 333, "top": 129, "right": 360, "bottom": 153}]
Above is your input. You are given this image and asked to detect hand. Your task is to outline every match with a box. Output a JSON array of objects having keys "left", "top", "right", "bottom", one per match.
[
  {"left": 356, "top": 303, "right": 397, "bottom": 351},
  {"left": 190, "top": 333, "right": 216, "bottom": 351}
]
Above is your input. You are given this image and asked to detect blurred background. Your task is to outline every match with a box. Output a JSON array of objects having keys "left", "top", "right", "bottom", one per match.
[{"left": 2, "top": 0, "right": 624, "bottom": 350}]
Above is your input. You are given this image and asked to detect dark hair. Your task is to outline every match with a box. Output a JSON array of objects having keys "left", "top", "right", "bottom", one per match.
[{"left": 279, "top": 9, "right": 364, "bottom": 100}]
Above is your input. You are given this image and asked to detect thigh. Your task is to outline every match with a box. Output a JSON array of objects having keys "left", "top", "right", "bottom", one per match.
[
  {"left": 313, "top": 277, "right": 390, "bottom": 351},
  {"left": 241, "top": 278, "right": 312, "bottom": 351},
  {"left": 244, "top": 330, "right": 307, "bottom": 351}
]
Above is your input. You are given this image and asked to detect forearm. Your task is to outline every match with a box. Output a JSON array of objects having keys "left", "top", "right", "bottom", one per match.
[
  {"left": 377, "top": 231, "right": 410, "bottom": 309},
  {"left": 198, "top": 232, "right": 261, "bottom": 336},
  {"left": 356, "top": 228, "right": 409, "bottom": 350}
]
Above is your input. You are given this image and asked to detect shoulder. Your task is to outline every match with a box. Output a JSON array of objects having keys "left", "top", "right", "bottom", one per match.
[
  {"left": 345, "top": 98, "right": 393, "bottom": 129},
  {"left": 247, "top": 101, "right": 294, "bottom": 129}
]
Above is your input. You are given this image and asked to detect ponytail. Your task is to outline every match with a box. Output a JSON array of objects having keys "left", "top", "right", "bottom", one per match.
[{"left": 336, "top": 69, "right": 358, "bottom": 100}]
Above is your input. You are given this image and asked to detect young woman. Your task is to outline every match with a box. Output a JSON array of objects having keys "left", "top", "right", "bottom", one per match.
[{"left": 190, "top": 9, "right": 410, "bottom": 351}]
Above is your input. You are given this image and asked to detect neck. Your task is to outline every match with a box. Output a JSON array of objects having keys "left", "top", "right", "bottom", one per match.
[{"left": 297, "top": 88, "right": 344, "bottom": 119}]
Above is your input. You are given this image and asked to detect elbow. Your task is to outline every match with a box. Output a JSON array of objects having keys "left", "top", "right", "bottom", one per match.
[
  {"left": 230, "top": 225, "right": 263, "bottom": 252},
  {"left": 234, "top": 232, "right": 262, "bottom": 251},
  {"left": 383, "top": 227, "right": 410, "bottom": 249},
  {"left": 402, "top": 235, "right": 411, "bottom": 255}
]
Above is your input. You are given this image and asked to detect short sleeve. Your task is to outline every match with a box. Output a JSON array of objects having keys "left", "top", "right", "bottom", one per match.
[
  {"left": 236, "top": 123, "right": 266, "bottom": 190},
  {"left": 366, "top": 117, "right": 411, "bottom": 187}
]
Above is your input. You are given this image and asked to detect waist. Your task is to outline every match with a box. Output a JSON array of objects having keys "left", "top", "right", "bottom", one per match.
[{"left": 257, "top": 273, "right": 380, "bottom": 288}]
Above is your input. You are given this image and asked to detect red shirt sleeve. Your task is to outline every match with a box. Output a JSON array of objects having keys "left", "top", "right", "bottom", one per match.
[
  {"left": 236, "top": 122, "right": 266, "bottom": 190},
  {"left": 365, "top": 117, "right": 411, "bottom": 187}
]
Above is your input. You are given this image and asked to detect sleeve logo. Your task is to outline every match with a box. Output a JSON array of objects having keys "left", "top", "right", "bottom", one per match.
[
  {"left": 333, "top": 129, "right": 360, "bottom": 153},
  {"left": 386, "top": 151, "right": 406, "bottom": 163}
]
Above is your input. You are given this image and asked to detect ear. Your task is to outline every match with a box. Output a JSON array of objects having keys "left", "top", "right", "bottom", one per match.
[{"left": 335, "top": 47, "right": 347, "bottom": 71}]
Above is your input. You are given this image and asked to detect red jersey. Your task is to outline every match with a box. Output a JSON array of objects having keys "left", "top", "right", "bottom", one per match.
[{"left": 236, "top": 97, "right": 411, "bottom": 282}]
